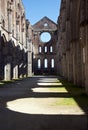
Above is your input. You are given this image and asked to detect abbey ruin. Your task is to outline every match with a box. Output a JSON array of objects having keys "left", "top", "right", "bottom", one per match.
[{"left": 0, "top": 0, "right": 88, "bottom": 94}]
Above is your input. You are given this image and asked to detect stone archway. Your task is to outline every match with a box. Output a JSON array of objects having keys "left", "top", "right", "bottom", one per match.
[{"left": 0, "top": 34, "right": 7, "bottom": 80}]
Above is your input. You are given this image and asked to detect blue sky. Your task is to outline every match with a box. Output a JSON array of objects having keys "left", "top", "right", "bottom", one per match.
[{"left": 22, "top": 0, "right": 61, "bottom": 25}]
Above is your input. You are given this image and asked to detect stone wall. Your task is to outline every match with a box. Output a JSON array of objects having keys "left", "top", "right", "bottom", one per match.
[
  {"left": 57, "top": 0, "right": 88, "bottom": 94},
  {"left": 0, "top": 0, "right": 33, "bottom": 80},
  {"left": 32, "top": 16, "right": 57, "bottom": 75}
]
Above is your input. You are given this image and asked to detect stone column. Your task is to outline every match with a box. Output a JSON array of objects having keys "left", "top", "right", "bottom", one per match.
[
  {"left": 4, "top": 56, "right": 12, "bottom": 81},
  {"left": 85, "top": 25, "right": 88, "bottom": 94},
  {"left": 67, "top": 50, "right": 72, "bottom": 81},
  {"left": 19, "top": 63, "right": 23, "bottom": 78},
  {"left": 67, "top": 43, "right": 73, "bottom": 82},
  {"left": 27, "top": 39, "right": 32, "bottom": 77},
  {"left": 80, "top": 27, "right": 85, "bottom": 87},
  {"left": 7, "top": 4, "right": 12, "bottom": 40},
  {"left": 16, "top": 20, "right": 19, "bottom": 40},
  {"left": 73, "top": 42, "right": 78, "bottom": 85},
  {"left": 76, "top": 41, "right": 82, "bottom": 86},
  {"left": 13, "top": 62, "right": 18, "bottom": 79}
]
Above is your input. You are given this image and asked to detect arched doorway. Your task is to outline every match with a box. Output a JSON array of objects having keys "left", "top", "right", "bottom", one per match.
[{"left": 0, "top": 34, "right": 7, "bottom": 80}]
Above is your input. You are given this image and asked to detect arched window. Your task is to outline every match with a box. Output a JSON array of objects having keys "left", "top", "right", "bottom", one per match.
[
  {"left": 45, "top": 46, "right": 47, "bottom": 53},
  {"left": 44, "top": 58, "right": 48, "bottom": 68},
  {"left": 50, "top": 46, "right": 53, "bottom": 53},
  {"left": 51, "top": 59, "right": 54, "bottom": 68},
  {"left": 38, "top": 59, "right": 41, "bottom": 69},
  {"left": 39, "top": 46, "right": 42, "bottom": 53}
]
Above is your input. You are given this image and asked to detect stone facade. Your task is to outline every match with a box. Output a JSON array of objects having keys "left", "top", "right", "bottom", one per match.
[
  {"left": 57, "top": 0, "right": 88, "bottom": 94},
  {"left": 32, "top": 17, "right": 57, "bottom": 75},
  {"left": 0, "top": 0, "right": 33, "bottom": 80}
]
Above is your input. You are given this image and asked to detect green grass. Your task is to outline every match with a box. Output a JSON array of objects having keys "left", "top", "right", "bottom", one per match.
[
  {"left": 50, "top": 87, "right": 68, "bottom": 92},
  {"left": 49, "top": 79, "right": 88, "bottom": 107},
  {"left": 52, "top": 98, "right": 78, "bottom": 106},
  {"left": 0, "top": 82, "right": 5, "bottom": 85},
  {"left": 0, "top": 78, "right": 23, "bottom": 87}
]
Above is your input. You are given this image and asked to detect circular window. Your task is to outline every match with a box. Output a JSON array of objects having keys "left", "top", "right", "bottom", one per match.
[
  {"left": 40, "top": 32, "right": 51, "bottom": 43},
  {"left": 44, "top": 23, "right": 48, "bottom": 27}
]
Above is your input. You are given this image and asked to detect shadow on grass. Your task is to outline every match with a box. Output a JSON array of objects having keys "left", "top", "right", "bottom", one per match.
[
  {"left": 0, "top": 78, "right": 24, "bottom": 88},
  {"left": 58, "top": 79, "right": 88, "bottom": 111},
  {"left": 0, "top": 76, "right": 88, "bottom": 130}
]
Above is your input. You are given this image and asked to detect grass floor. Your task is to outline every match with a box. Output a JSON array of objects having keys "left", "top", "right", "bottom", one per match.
[
  {"left": 0, "top": 77, "right": 88, "bottom": 108},
  {"left": 49, "top": 79, "right": 88, "bottom": 107}
]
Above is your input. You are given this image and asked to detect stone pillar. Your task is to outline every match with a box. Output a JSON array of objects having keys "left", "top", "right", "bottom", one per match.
[
  {"left": 4, "top": 56, "right": 12, "bottom": 81},
  {"left": 8, "top": 4, "right": 12, "bottom": 40},
  {"left": 27, "top": 39, "right": 32, "bottom": 77},
  {"left": 73, "top": 42, "right": 78, "bottom": 85},
  {"left": 63, "top": 54, "right": 67, "bottom": 79},
  {"left": 67, "top": 44, "right": 73, "bottom": 82},
  {"left": 82, "top": 47, "right": 85, "bottom": 87},
  {"left": 67, "top": 50, "right": 72, "bottom": 81},
  {"left": 16, "top": 20, "right": 19, "bottom": 40},
  {"left": 19, "top": 62, "right": 23, "bottom": 78},
  {"left": 80, "top": 27, "right": 85, "bottom": 87},
  {"left": 13, "top": 64, "right": 18, "bottom": 79},
  {"left": 85, "top": 25, "right": 88, "bottom": 94},
  {"left": 76, "top": 41, "right": 82, "bottom": 86}
]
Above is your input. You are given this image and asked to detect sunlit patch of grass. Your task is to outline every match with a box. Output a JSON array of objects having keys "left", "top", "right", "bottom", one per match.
[
  {"left": 52, "top": 98, "right": 78, "bottom": 106},
  {"left": 1, "top": 80, "right": 15, "bottom": 83},
  {"left": 0, "top": 82, "right": 5, "bottom": 85},
  {"left": 52, "top": 95, "right": 88, "bottom": 106},
  {"left": 0, "top": 80, "right": 15, "bottom": 87},
  {"left": 56, "top": 79, "right": 85, "bottom": 94},
  {"left": 50, "top": 79, "right": 88, "bottom": 106},
  {"left": 13, "top": 78, "right": 23, "bottom": 81},
  {"left": 50, "top": 87, "right": 68, "bottom": 92},
  {"left": 0, "top": 78, "right": 24, "bottom": 87},
  {"left": 37, "top": 82, "right": 63, "bottom": 86},
  {"left": 56, "top": 79, "right": 61, "bottom": 83}
]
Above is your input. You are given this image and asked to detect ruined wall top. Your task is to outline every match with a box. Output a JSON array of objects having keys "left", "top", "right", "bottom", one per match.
[{"left": 33, "top": 16, "right": 57, "bottom": 32}]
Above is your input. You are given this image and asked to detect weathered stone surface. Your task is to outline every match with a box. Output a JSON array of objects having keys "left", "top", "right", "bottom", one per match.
[
  {"left": 32, "top": 16, "right": 57, "bottom": 75},
  {"left": 0, "top": 0, "right": 33, "bottom": 80},
  {"left": 57, "top": 0, "right": 88, "bottom": 94}
]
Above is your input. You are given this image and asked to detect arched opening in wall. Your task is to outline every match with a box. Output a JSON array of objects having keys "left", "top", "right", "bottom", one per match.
[
  {"left": 0, "top": 34, "right": 7, "bottom": 80},
  {"left": 51, "top": 59, "right": 54, "bottom": 68},
  {"left": 39, "top": 46, "right": 42, "bottom": 53},
  {"left": 2, "top": 34, "right": 7, "bottom": 44},
  {"left": 40, "top": 32, "right": 51, "bottom": 43},
  {"left": 44, "top": 58, "right": 48, "bottom": 68},
  {"left": 8, "top": 40, "right": 16, "bottom": 79},
  {"left": 50, "top": 46, "right": 53, "bottom": 53},
  {"left": 44, "top": 46, "right": 47, "bottom": 53},
  {"left": 38, "top": 59, "right": 41, "bottom": 69}
]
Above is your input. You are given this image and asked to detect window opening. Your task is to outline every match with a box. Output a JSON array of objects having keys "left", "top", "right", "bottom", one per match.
[
  {"left": 40, "top": 32, "right": 51, "bottom": 43},
  {"left": 45, "top": 46, "right": 47, "bottom": 53},
  {"left": 51, "top": 59, "right": 54, "bottom": 68},
  {"left": 44, "top": 59, "right": 48, "bottom": 68},
  {"left": 50, "top": 46, "right": 53, "bottom": 52},
  {"left": 44, "top": 23, "right": 48, "bottom": 27},
  {"left": 39, "top": 46, "right": 42, "bottom": 53},
  {"left": 38, "top": 59, "right": 41, "bottom": 69}
]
